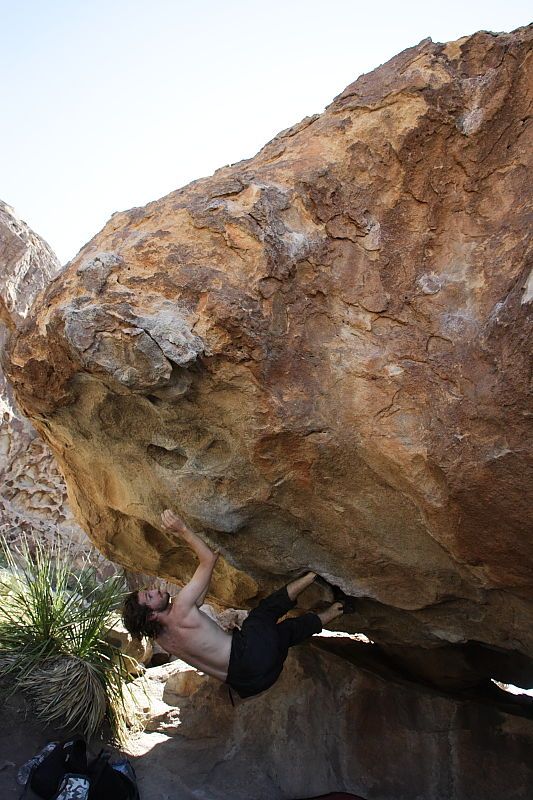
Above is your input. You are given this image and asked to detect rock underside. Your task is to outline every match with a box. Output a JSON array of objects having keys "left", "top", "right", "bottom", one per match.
[{"left": 2, "top": 24, "right": 533, "bottom": 724}]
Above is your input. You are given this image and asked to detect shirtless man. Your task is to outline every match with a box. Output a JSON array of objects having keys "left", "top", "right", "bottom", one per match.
[{"left": 122, "top": 509, "right": 346, "bottom": 698}]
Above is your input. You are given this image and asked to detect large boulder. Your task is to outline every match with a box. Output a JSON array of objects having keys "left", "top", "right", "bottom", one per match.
[
  {"left": 127, "top": 644, "right": 533, "bottom": 800},
  {"left": 3, "top": 28, "right": 533, "bottom": 687}
]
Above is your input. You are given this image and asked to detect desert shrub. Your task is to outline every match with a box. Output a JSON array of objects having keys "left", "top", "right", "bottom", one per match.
[{"left": 0, "top": 537, "right": 139, "bottom": 741}]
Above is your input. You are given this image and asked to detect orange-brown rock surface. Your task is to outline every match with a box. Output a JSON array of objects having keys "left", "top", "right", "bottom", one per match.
[{"left": 4, "top": 28, "right": 533, "bottom": 684}]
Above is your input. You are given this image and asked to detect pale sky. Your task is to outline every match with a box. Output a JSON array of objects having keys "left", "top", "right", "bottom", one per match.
[{"left": 1, "top": 0, "right": 530, "bottom": 264}]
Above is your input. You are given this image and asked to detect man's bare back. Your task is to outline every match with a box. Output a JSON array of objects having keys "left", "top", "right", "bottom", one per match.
[{"left": 154, "top": 598, "right": 233, "bottom": 681}]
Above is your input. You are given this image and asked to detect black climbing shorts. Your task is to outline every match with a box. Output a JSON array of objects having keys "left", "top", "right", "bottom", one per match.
[{"left": 226, "top": 585, "right": 322, "bottom": 698}]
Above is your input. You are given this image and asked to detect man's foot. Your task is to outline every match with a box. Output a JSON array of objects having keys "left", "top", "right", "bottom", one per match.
[
  {"left": 317, "top": 601, "right": 344, "bottom": 625},
  {"left": 331, "top": 585, "right": 358, "bottom": 614},
  {"left": 313, "top": 575, "right": 358, "bottom": 613}
]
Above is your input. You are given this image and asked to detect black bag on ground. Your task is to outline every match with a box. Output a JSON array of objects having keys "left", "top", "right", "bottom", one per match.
[
  {"left": 87, "top": 750, "right": 139, "bottom": 800},
  {"left": 23, "top": 737, "right": 87, "bottom": 800},
  {"left": 18, "top": 737, "right": 139, "bottom": 800}
]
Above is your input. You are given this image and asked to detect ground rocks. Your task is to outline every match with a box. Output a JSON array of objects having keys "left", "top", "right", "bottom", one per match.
[
  {"left": 125, "top": 644, "right": 533, "bottom": 800},
  {"left": 2, "top": 643, "right": 531, "bottom": 800},
  {"left": 106, "top": 615, "right": 153, "bottom": 673},
  {"left": 3, "top": 28, "right": 533, "bottom": 687}
]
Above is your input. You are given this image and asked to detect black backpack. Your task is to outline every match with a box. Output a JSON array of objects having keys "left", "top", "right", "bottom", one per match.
[{"left": 17, "top": 737, "right": 139, "bottom": 800}]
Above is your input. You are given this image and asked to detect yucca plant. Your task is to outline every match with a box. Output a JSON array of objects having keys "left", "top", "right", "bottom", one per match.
[{"left": 0, "top": 536, "right": 140, "bottom": 742}]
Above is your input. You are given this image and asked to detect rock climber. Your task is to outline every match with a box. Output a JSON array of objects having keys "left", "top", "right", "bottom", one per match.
[{"left": 122, "top": 509, "right": 354, "bottom": 698}]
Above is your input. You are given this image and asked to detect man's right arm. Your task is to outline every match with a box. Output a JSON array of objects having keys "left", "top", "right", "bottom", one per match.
[
  {"left": 161, "top": 509, "right": 215, "bottom": 562},
  {"left": 161, "top": 509, "right": 219, "bottom": 611},
  {"left": 173, "top": 553, "right": 219, "bottom": 613}
]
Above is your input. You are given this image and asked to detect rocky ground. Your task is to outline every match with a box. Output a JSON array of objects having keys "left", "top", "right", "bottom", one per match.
[
  {"left": 3, "top": 636, "right": 532, "bottom": 800},
  {"left": 0, "top": 680, "right": 364, "bottom": 800}
]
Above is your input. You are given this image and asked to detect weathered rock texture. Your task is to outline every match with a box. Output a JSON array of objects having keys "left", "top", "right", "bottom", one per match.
[
  {"left": 0, "top": 201, "right": 60, "bottom": 329},
  {"left": 3, "top": 28, "right": 533, "bottom": 687},
  {"left": 0, "top": 201, "right": 103, "bottom": 563},
  {"left": 4, "top": 647, "right": 529, "bottom": 800},
  {"left": 126, "top": 645, "right": 533, "bottom": 800}
]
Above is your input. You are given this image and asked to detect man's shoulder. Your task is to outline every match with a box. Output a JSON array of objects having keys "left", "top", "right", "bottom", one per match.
[{"left": 167, "top": 601, "right": 202, "bottom": 628}]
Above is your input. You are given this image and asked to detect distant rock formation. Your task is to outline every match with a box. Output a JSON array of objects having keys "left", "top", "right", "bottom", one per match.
[
  {"left": 0, "top": 200, "right": 59, "bottom": 327},
  {"left": 3, "top": 26, "right": 533, "bottom": 697},
  {"left": 0, "top": 201, "right": 103, "bottom": 564}
]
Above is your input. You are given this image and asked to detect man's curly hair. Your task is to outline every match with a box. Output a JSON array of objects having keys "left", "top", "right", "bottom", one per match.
[{"left": 122, "top": 591, "right": 163, "bottom": 640}]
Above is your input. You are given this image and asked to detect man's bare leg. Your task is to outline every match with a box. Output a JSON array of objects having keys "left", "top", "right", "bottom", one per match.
[
  {"left": 286, "top": 571, "right": 317, "bottom": 601},
  {"left": 317, "top": 601, "right": 344, "bottom": 626}
]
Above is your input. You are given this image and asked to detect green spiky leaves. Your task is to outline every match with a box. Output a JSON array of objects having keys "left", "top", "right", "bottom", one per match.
[{"left": 0, "top": 537, "right": 139, "bottom": 742}]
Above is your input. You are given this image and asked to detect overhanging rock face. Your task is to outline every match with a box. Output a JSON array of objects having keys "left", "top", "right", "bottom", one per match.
[{"left": 4, "top": 29, "right": 533, "bottom": 682}]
